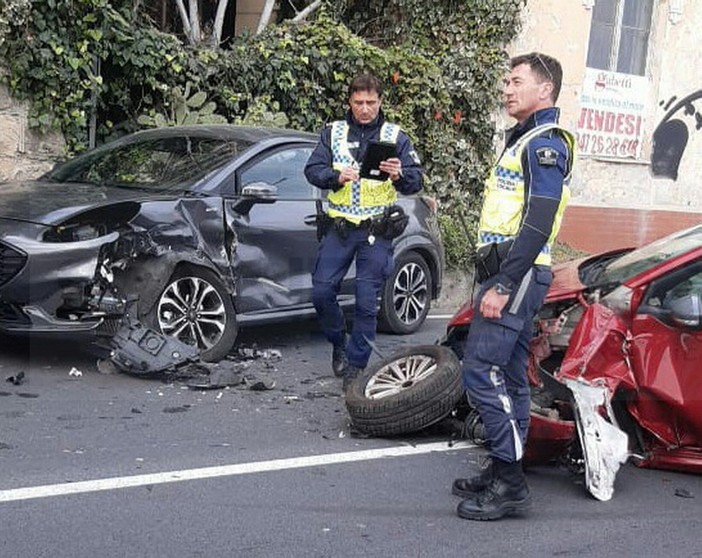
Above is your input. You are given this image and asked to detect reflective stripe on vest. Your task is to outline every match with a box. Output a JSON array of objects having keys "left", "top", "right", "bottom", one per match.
[
  {"left": 327, "top": 121, "right": 401, "bottom": 223},
  {"left": 477, "top": 123, "right": 575, "bottom": 267}
]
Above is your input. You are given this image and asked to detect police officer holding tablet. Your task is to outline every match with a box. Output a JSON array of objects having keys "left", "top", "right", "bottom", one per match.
[{"left": 304, "top": 73, "right": 423, "bottom": 389}]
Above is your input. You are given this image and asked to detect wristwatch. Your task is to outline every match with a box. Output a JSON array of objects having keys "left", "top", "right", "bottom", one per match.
[{"left": 493, "top": 282, "right": 513, "bottom": 296}]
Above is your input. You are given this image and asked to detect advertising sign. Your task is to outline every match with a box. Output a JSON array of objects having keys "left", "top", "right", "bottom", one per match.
[{"left": 576, "top": 68, "right": 648, "bottom": 159}]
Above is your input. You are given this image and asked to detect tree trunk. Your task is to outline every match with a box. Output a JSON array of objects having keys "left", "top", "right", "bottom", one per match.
[
  {"left": 174, "top": 0, "right": 194, "bottom": 45},
  {"left": 212, "top": 0, "right": 230, "bottom": 46},
  {"left": 256, "top": 0, "right": 276, "bottom": 34},
  {"left": 188, "top": 0, "right": 201, "bottom": 44},
  {"left": 291, "top": 0, "right": 322, "bottom": 22}
]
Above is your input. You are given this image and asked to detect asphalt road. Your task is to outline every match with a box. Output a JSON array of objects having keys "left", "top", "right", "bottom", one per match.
[{"left": 1, "top": 314, "right": 701, "bottom": 558}]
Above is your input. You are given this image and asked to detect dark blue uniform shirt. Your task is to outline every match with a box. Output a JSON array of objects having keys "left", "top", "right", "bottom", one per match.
[
  {"left": 304, "top": 109, "right": 423, "bottom": 196},
  {"left": 495, "top": 107, "right": 573, "bottom": 290}
]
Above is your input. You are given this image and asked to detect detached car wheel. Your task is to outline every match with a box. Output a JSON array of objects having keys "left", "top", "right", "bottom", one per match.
[
  {"left": 345, "top": 345, "right": 463, "bottom": 436},
  {"left": 152, "top": 266, "right": 238, "bottom": 362},
  {"left": 378, "top": 252, "right": 432, "bottom": 334}
]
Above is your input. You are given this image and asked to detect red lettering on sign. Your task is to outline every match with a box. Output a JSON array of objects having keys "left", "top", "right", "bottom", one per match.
[{"left": 577, "top": 109, "right": 642, "bottom": 138}]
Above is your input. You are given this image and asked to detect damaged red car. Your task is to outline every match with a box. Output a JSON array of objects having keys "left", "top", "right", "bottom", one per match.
[{"left": 346, "top": 224, "right": 702, "bottom": 501}]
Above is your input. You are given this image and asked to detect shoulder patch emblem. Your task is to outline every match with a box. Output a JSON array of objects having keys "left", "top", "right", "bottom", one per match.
[
  {"left": 410, "top": 150, "right": 421, "bottom": 164},
  {"left": 535, "top": 147, "right": 558, "bottom": 166}
]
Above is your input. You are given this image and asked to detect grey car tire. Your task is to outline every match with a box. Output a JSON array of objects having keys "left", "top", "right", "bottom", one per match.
[
  {"left": 345, "top": 345, "right": 463, "bottom": 436},
  {"left": 378, "top": 251, "right": 432, "bottom": 334},
  {"left": 152, "top": 265, "right": 238, "bottom": 362}
]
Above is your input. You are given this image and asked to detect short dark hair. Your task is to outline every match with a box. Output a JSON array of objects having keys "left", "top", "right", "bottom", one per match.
[
  {"left": 348, "top": 74, "right": 383, "bottom": 98},
  {"left": 510, "top": 52, "right": 563, "bottom": 103}
]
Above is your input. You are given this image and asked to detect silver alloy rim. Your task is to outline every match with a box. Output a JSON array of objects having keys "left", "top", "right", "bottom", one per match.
[
  {"left": 393, "top": 262, "right": 428, "bottom": 325},
  {"left": 365, "top": 353, "right": 438, "bottom": 400},
  {"left": 158, "top": 276, "right": 227, "bottom": 350}
]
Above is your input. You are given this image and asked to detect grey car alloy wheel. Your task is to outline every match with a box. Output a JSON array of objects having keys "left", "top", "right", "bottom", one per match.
[
  {"left": 379, "top": 251, "right": 432, "bottom": 334},
  {"left": 156, "top": 267, "right": 237, "bottom": 361}
]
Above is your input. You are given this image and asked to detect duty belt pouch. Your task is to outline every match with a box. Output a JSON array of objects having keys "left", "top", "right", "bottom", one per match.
[
  {"left": 385, "top": 205, "right": 409, "bottom": 239},
  {"left": 333, "top": 217, "right": 351, "bottom": 239},
  {"left": 371, "top": 205, "right": 409, "bottom": 240},
  {"left": 475, "top": 239, "right": 513, "bottom": 283},
  {"left": 314, "top": 200, "right": 332, "bottom": 241}
]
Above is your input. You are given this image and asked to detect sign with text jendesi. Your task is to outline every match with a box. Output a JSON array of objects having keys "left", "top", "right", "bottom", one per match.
[{"left": 576, "top": 68, "right": 648, "bottom": 159}]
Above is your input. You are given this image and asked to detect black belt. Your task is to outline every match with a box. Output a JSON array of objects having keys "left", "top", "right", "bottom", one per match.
[{"left": 338, "top": 218, "right": 372, "bottom": 229}]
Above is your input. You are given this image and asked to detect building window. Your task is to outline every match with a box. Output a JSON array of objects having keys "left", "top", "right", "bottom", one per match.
[{"left": 586, "top": 0, "right": 654, "bottom": 75}]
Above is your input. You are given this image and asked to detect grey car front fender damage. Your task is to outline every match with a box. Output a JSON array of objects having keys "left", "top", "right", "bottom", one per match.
[
  {"left": 18, "top": 197, "right": 236, "bottom": 374},
  {"left": 0, "top": 230, "right": 124, "bottom": 332},
  {"left": 105, "top": 198, "right": 237, "bottom": 373},
  {"left": 113, "top": 197, "right": 235, "bottom": 311}
]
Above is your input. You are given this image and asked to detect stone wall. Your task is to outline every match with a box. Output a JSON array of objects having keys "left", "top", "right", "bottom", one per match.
[{"left": 0, "top": 84, "right": 65, "bottom": 182}]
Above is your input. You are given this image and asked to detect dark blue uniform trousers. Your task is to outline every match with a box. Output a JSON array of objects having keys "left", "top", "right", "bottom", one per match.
[
  {"left": 312, "top": 226, "right": 393, "bottom": 369},
  {"left": 462, "top": 267, "right": 552, "bottom": 463}
]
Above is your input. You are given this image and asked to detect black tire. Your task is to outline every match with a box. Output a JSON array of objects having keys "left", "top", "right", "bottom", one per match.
[
  {"left": 147, "top": 265, "right": 238, "bottom": 362},
  {"left": 345, "top": 345, "right": 463, "bottom": 436},
  {"left": 378, "top": 251, "right": 432, "bottom": 334}
]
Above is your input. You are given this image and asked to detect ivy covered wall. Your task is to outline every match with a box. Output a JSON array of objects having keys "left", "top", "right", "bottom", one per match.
[{"left": 0, "top": 0, "right": 524, "bottom": 267}]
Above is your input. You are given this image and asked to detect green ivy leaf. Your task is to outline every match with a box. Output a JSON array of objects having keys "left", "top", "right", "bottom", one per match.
[
  {"left": 85, "top": 30, "right": 103, "bottom": 42},
  {"left": 200, "top": 114, "right": 228, "bottom": 124},
  {"left": 67, "top": 57, "right": 82, "bottom": 70}
]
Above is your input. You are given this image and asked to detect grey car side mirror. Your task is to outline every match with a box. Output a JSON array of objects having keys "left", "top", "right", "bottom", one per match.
[
  {"left": 242, "top": 182, "right": 278, "bottom": 200},
  {"left": 669, "top": 293, "right": 702, "bottom": 329},
  {"left": 233, "top": 182, "right": 278, "bottom": 214}
]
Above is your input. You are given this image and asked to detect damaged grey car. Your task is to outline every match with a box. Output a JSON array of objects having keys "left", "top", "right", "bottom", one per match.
[{"left": 0, "top": 125, "right": 444, "bottom": 361}]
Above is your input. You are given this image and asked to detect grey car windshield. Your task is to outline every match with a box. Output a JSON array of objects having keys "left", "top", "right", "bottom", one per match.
[
  {"left": 47, "top": 135, "right": 251, "bottom": 189},
  {"left": 597, "top": 225, "right": 702, "bottom": 285}
]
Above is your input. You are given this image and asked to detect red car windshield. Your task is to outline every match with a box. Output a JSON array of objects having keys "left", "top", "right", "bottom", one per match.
[{"left": 596, "top": 225, "right": 702, "bottom": 286}]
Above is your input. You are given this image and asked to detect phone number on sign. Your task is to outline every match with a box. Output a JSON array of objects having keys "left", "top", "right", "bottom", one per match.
[{"left": 577, "top": 133, "right": 640, "bottom": 158}]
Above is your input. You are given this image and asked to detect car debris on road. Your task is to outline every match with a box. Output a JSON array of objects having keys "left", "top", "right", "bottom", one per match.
[{"left": 345, "top": 224, "right": 702, "bottom": 501}]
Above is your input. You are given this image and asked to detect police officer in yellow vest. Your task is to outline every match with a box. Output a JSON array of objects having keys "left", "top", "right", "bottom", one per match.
[
  {"left": 304, "top": 74, "right": 423, "bottom": 389},
  {"left": 453, "top": 53, "right": 575, "bottom": 521}
]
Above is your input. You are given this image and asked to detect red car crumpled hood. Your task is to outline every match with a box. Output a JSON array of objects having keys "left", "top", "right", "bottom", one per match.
[
  {"left": 548, "top": 257, "right": 588, "bottom": 300},
  {"left": 447, "top": 256, "right": 588, "bottom": 328}
]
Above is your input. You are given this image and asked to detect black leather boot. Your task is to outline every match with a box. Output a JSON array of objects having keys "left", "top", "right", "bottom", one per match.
[
  {"left": 342, "top": 364, "right": 363, "bottom": 391},
  {"left": 332, "top": 334, "right": 348, "bottom": 377},
  {"left": 456, "top": 458, "right": 531, "bottom": 521},
  {"left": 451, "top": 458, "right": 493, "bottom": 498}
]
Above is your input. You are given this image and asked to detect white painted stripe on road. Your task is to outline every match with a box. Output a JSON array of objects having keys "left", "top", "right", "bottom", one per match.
[
  {"left": 428, "top": 314, "right": 454, "bottom": 320},
  {"left": 0, "top": 441, "right": 475, "bottom": 503}
]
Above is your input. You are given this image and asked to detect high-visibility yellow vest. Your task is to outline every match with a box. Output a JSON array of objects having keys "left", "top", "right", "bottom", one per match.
[
  {"left": 327, "top": 121, "right": 400, "bottom": 224},
  {"left": 478, "top": 123, "right": 575, "bottom": 267}
]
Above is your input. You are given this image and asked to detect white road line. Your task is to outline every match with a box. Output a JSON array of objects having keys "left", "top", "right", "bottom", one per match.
[
  {"left": 0, "top": 441, "right": 475, "bottom": 503},
  {"left": 428, "top": 314, "right": 455, "bottom": 320}
]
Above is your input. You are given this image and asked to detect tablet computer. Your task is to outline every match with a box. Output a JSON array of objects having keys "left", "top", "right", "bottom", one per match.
[{"left": 360, "top": 141, "right": 397, "bottom": 180}]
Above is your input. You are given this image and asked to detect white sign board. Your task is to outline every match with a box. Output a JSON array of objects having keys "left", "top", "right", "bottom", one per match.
[{"left": 576, "top": 68, "right": 648, "bottom": 159}]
